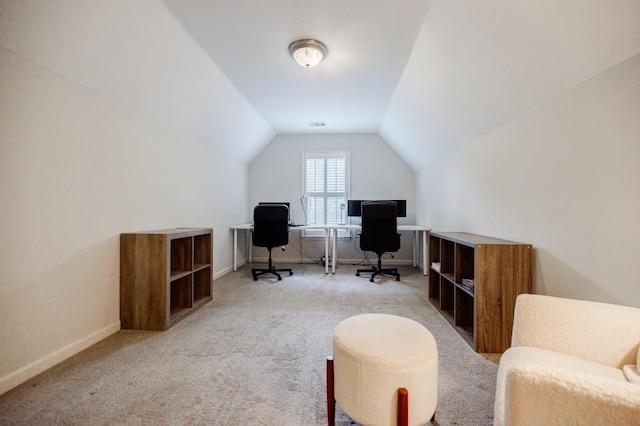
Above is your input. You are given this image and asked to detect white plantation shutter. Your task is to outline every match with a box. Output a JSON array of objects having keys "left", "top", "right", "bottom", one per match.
[{"left": 303, "top": 151, "right": 349, "bottom": 237}]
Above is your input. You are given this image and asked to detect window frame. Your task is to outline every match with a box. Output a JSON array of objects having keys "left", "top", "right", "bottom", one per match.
[{"left": 301, "top": 150, "right": 350, "bottom": 238}]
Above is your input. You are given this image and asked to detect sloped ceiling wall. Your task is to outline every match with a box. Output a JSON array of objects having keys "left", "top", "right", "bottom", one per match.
[
  {"left": 381, "top": 0, "right": 640, "bottom": 307},
  {"left": 381, "top": 0, "right": 640, "bottom": 170},
  {"left": 0, "top": 0, "right": 274, "bottom": 161}
]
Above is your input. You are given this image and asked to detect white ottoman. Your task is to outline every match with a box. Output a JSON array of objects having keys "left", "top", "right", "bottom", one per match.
[{"left": 327, "top": 314, "right": 438, "bottom": 426}]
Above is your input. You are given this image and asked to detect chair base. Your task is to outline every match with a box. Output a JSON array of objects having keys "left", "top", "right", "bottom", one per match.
[
  {"left": 251, "top": 267, "right": 293, "bottom": 281},
  {"left": 356, "top": 256, "right": 400, "bottom": 282},
  {"left": 356, "top": 267, "right": 400, "bottom": 282},
  {"left": 251, "top": 248, "right": 292, "bottom": 281}
]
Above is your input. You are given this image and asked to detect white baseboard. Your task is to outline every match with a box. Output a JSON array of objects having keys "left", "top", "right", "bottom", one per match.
[
  {"left": 249, "top": 257, "right": 416, "bottom": 266},
  {"left": 214, "top": 266, "right": 232, "bottom": 280},
  {"left": 0, "top": 321, "right": 121, "bottom": 396},
  {"left": 214, "top": 260, "right": 247, "bottom": 280},
  {"left": 338, "top": 258, "right": 416, "bottom": 266}
]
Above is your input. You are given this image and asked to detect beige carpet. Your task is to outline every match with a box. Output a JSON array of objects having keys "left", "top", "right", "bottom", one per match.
[{"left": 0, "top": 264, "right": 498, "bottom": 425}]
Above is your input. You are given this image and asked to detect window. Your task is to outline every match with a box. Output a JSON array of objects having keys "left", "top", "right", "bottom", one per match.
[{"left": 303, "top": 151, "right": 349, "bottom": 236}]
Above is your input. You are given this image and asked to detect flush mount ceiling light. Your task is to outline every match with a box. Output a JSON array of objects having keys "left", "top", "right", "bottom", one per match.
[{"left": 288, "top": 39, "right": 327, "bottom": 68}]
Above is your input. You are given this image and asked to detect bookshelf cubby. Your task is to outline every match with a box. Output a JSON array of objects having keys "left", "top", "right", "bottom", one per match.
[
  {"left": 120, "top": 228, "right": 213, "bottom": 331},
  {"left": 428, "top": 232, "right": 532, "bottom": 353}
]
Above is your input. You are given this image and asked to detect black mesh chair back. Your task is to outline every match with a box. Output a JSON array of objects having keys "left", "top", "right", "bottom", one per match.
[
  {"left": 359, "top": 201, "right": 400, "bottom": 254},
  {"left": 251, "top": 204, "right": 293, "bottom": 281},
  {"left": 357, "top": 200, "right": 401, "bottom": 282},
  {"left": 253, "top": 204, "right": 289, "bottom": 249}
]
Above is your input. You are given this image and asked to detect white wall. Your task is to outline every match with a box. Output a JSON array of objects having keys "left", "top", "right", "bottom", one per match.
[
  {"left": 248, "top": 133, "right": 416, "bottom": 264},
  {"left": 0, "top": 0, "right": 273, "bottom": 162},
  {"left": 382, "top": 0, "right": 640, "bottom": 308},
  {"left": 0, "top": 1, "right": 272, "bottom": 395},
  {"left": 427, "top": 54, "right": 640, "bottom": 307},
  {"left": 381, "top": 0, "right": 640, "bottom": 171}
]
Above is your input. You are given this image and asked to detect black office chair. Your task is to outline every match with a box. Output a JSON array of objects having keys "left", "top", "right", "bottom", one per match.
[
  {"left": 356, "top": 200, "right": 401, "bottom": 282},
  {"left": 251, "top": 204, "right": 293, "bottom": 281}
]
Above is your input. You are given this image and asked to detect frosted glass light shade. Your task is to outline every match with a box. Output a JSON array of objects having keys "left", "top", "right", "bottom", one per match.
[{"left": 289, "top": 39, "right": 327, "bottom": 68}]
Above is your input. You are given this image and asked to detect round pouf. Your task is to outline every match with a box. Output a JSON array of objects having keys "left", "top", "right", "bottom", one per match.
[{"left": 333, "top": 314, "right": 438, "bottom": 426}]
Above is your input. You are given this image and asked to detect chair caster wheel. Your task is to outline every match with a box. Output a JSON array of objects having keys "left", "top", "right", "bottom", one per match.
[
  {"left": 356, "top": 272, "right": 360, "bottom": 276},
  {"left": 396, "top": 277, "right": 400, "bottom": 281},
  {"left": 278, "top": 276, "right": 282, "bottom": 281},
  {"left": 370, "top": 278, "right": 374, "bottom": 283}
]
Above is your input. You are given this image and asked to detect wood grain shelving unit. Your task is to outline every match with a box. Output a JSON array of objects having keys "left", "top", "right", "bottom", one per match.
[
  {"left": 120, "top": 228, "right": 213, "bottom": 331},
  {"left": 428, "top": 232, "right": 532, "bottom": 353}
]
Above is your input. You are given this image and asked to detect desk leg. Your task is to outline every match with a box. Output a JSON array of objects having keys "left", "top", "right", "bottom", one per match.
[
  {"left": 411, "top": 231, "right": 420, "bottom": 268},
  {"left": 233, "top": 229, "right": 238, "bottom": 271},
  {"left": 325, "top": 229, "right": 329, "bottom": 274},
  {"left": 332, "top": 228, "right": 337, "bottom": 274},
  {"left": 422, "top": 230, "right": 428, "bottom": 275}
]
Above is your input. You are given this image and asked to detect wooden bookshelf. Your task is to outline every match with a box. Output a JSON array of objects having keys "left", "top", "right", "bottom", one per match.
[
  {"left": 428, "top": 232, "right": 532, "bottom": 353},
  {"left": 120, "top": 228, "right": 213, "bottom": 331}
]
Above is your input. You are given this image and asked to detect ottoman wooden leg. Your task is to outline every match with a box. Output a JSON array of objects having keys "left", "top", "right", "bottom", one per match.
[
  {"left": 397, "top": 387, "right": 408, "bottom": 426},
  {"left": 327, "top": 356, "right": 335, "bottom": 426}
]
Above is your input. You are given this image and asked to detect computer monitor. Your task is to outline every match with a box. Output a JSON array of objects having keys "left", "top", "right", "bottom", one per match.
[
  {"left": 347, "top": 200, "right": 407, "bottom": 217},
  {"left": 347, "top": 200, "right": 363, "bottom": 217},
  {"left": 258, "top": 202, "right": 291, "bottom": 223}
]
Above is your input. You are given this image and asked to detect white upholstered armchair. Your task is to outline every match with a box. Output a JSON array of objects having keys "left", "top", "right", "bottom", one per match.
[{"left": 494, "top": 294, "right": 640, "bottom": 426}]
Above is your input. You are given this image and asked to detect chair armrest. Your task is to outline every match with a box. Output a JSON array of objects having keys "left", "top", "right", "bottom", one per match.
[
  {"left": 512, "top": 294, "right": 640, "bottom": 367},
  {"left": 501, "top": 364, "right": 640, "bottom": 426}
]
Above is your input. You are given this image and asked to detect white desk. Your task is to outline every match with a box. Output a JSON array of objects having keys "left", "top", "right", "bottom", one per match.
[
  {"left": 230, "top": 224, "right": 331, "bottom": 273},
  {"left": 330, "top": 225, "right": 430, "bottom": 275},
  {"left": 231, "top": 223, "right": 430, "bottom": 275}
]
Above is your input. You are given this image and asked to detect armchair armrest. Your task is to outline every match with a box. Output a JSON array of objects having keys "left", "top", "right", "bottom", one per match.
[
  {"left": 511, "top": 294, "right": 640, "bottom": 368},
  {"left": 502, "top": 363, "right": 640, "bottom": 426}
]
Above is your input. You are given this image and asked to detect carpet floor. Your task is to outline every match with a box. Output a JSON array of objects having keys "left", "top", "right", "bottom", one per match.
[{"left": 0, "top": 264, "right": 498, "bottom": 425}]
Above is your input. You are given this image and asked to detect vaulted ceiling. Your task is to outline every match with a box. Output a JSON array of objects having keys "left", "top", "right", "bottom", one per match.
[
  {"left": 163, "top": 0, "right": 640, "bottom": 169},
  {"left": 163, "top": 0, "right": 431, "bottom": 135},
  {"left": 2, "top": 1, "right": 637, "bottom": 168}
]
